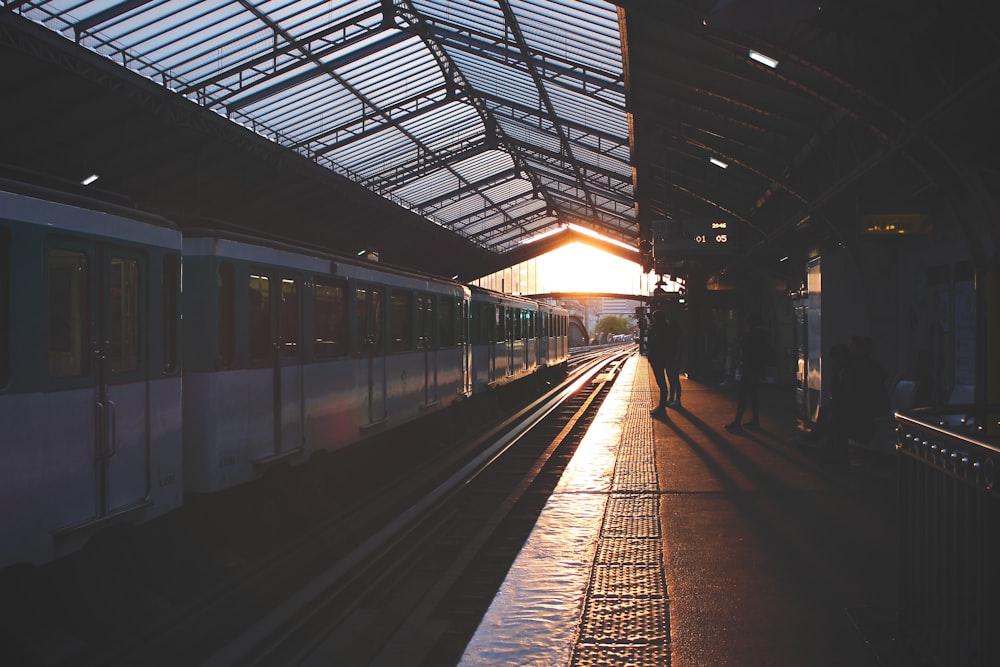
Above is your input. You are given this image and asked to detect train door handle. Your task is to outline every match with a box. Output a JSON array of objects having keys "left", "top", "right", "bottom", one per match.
[{"left": 107, "top": 400, "right": 117, "bottom": 457}]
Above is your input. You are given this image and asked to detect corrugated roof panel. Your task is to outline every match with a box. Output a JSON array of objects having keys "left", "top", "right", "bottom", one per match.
[
  {"left": 570, "top": 144, "right": 632, "bottom": 180},
  {"left": 391, "top": 166, "right": 462, "bottom": 203},
  {"left": 481, "top": 177, "right": 534, "bottom": 202},
  {"left": 513, "top": 0, "right": 622, "bottom": 74},
  {"left": 413, "top": 0, "right": 507, "bottom": 36},
  {"left": 546, "top": 86, "right": 626, "bottom": 138},
  {"left": 16, "top": 0, "right": 634, "bottom": 254},
  {"left": 435, "top": 193, "right": 491, "bottom": 224},
  {"left": 572, "top": 131, "right": 631, "bottom": 165},
  {"left": 500, "top": 120, "right": 564, "bottom": 156},
  {"left": 448, "top": 50, "right": 540, "bottom": 109},
  {"left": 503, "top": 197, "right": 550, "bottom": 221},
  {"left": 398, "top": 101, "right": 483, "bottom": 152},
  {"left": 337, "top": 34, "right": 440, "bottom": 106},
  {"left": 449, "top": 150, "right": 514, "bottom": 183},
  {"left": 333, "top": 126, "right": 416, "bottom": 180}
]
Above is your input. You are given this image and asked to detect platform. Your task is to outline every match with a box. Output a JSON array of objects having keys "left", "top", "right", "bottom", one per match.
[{"left": 460, "top": 354, "right": 898, "bottom": 666}]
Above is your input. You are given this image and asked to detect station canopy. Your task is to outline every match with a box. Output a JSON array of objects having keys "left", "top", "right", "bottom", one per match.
[{"left": 14, "top": 0, "right": 633, "bottom": 255}]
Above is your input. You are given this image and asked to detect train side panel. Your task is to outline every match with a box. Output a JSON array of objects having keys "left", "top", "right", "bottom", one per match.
[
  {"left": 0, "top": 187, "right": 183, "bottom": 568},
  {"left": 181, "top": 232, "right": 472, "bottom": 493}
]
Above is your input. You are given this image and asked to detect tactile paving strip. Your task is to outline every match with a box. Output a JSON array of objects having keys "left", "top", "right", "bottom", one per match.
[
  {"left": 601, "top": 512, "right": 661, "bottom": 539},
  {"left": 571, "top": 358, "right": 671, "bottom": 666},
  {"left": 577, "top": 596, "right": 669, "bottom": 643},
  {"left": 591, "top": 564, "right": 666, "bottom": 598},
  {"left": 605, "top": 494, "right": 659, "bottom": 518},
  {"left": 594, "top": 537, "right": 661, "bottom": 565},
  {"left": 571, "top": 642, "right": 670, "bottom": 666}
]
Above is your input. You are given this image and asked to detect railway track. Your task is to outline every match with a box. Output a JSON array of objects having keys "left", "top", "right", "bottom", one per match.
[{"left": 43, "top": 347, "right": 632, "bottom": 667}]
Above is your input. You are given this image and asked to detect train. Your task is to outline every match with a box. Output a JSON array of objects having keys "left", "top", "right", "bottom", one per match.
[{"left": 0, "top": 180, "right": 569, "bottom": 569}]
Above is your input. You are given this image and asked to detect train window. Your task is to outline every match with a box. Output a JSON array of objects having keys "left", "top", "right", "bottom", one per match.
[
  {"left": 313, "top": 278, "right": 347, "bottom": 358},
  {"left": 0, "top": 228, "right": 8, "bottom": 388},
  {"left": 279, "top": 277, "right": 299, "bottom": 358},
  {"left": 479, "top": 304, "right": 489, "bottom": 344},
  {"left": 356, "top": 286, "right": 385, "bottom": 355},
  {"left": 513, "top": 309, "right": 521, "bottom": 341},
  {"left": 109, "top": 257, "right": 140, "bottom": 374},
  {"left": 440, "top": 297, "right": 455, "bottom": 347},
  {"left": 391, "top": 290, "right": 413, "bottom": 352},
  {"left": 496, "top": 305, "right": 505, "bottom": 341},
  {"left": 248, "top": 273, "right": 271, "bottom": 363},
  {"left": 48, "top": 249, "right": 89, "bottom": 378},
  {"left": 217, "top": 262, "right": 235, "bottom": 369},
  {"left": 162, "top": 255, "right": 179, "bottom": 373},
  {"left": 418, "top": 294, "right": 435, "bottom": 350}
]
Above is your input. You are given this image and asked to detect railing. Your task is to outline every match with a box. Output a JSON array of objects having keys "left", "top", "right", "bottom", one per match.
[{"left": 896, "top": 406, "right": 1000, "bottom": 666}]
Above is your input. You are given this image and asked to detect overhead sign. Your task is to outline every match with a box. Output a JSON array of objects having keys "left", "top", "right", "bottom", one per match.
[
  {"left": 859, "top": 213, "right": 931, "bottom": 235},
  {"left": 652, "top": 218, "right": 736, "bottom": 260}
]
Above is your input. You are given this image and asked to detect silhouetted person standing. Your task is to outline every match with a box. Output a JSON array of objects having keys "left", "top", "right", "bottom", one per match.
[
  {"left": 647, "top": 310, "right": 677, "bottom": 417},
  {"left": 727, "top": 314, "right": 770, "bottom": 431}
]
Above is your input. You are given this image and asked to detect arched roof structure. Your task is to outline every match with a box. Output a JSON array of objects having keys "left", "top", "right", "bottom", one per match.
[{"left": 1, "top": 1, "right": 997, "bottom": 280}]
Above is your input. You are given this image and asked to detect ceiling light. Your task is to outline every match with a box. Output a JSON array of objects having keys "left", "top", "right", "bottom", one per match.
[
  {"left": 709, "top": 157, "right": 728, "bottom": 169},
  {"left": 749, "top": 49, "right": 779, "bottom": 68},
  {"left": 81, "top": 174, "right": 99, "bottom": 186}
]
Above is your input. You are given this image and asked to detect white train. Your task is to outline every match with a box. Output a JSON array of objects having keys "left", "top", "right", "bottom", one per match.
[{"left": 0, "top": 180, "right": 568, "bottom": 568}]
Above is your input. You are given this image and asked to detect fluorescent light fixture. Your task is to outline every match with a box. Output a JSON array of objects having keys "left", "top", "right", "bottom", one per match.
[
  {"left": 356, "top": 249, "right": 367, "bottom": 256},
  {"left": 709, "top": 157, "right": 729, "bottom": 169},
  {"left": 81, "top": 174, "right": 99, "bottom": 186},
  {"left": 780, "top": 256, "right": 789, "bottom": 262},
  {"left": 749, "top": 49, "right": 779, "bottom": 68}
]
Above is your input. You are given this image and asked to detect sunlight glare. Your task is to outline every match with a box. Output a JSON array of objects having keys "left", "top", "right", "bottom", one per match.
[{"left": 536, "top": 242, "right": 647, "bottom": 294}]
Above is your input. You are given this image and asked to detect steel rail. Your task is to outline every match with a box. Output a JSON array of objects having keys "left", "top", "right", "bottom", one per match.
[{"left": 202, "top": 349, "right": 631, "bottom": 666}]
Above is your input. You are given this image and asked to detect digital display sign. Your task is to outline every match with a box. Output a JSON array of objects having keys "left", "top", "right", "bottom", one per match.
[
  {"left": 859, "top": 213, "right": 931, "bottom": 235},
  {"left": 652, "top": 218, "right": 735, "bottom": 260}
]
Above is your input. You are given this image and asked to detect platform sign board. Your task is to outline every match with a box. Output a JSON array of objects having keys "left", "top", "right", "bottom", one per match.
[
  {"left": 652, "top": 218, "right": 735, "bottom": 261},
  {"left": 859, "top": 213, "right": 931, "bottom": 235}
]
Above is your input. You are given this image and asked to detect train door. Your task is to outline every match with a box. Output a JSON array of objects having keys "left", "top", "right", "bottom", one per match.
[
  {"left": 462, "top": 298, "right": 472, "bottom": 395},
  {"left": 47, "top": 241, "right": 151, "bottom": 526},
  {"left": 357, "top": 285, "right": 386, "bottom": 425},
  {"left": 539, "top": 311, "right": 548, "bottom": 364},
  {"left": 418, "top": 293, "right": 437, "bottom": 405},
  {"left": 276, "top": 275, "right": 304, "bottom": 453},
  {"left": 101, "top": 249, "right": 153, "bottom": 510},
  {"left": 506, "top": 308, "right": 515, "bottom": 375},
  {"left": 488, "top": 304, "right": 498, "bottom": 382},
  {"left": 248, "top": 272, "right": 305, "bottom": 458}
]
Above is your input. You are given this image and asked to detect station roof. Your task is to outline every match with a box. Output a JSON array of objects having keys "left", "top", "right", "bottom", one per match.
[{"left": 1, "top": 1, "right": 996, "bottom": 280}]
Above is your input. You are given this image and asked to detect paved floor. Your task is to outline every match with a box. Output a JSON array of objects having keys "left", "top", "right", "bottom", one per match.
[
  {"left": 653, "top": 366, "right": 898, "bottom": 666},
  {"left": 462, "top": 355, "right": 900, "bottom": 666}
]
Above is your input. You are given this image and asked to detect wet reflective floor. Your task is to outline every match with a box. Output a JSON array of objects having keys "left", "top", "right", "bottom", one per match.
[{"left": 460, "top": 355, "right": 898, "bottom": 666}]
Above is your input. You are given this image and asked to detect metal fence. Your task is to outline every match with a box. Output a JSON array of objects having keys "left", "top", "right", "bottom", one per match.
[{"left": 896, "top": 407, "right": 1000, "bottom": 666}]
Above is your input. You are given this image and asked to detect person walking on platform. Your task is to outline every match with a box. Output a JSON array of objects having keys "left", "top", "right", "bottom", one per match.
[
  {"left": 726, "top": 313, "right": 771, "bottom": 431},
  {"left": 647, "top": 309, "right": 679, "bottom": 418}
]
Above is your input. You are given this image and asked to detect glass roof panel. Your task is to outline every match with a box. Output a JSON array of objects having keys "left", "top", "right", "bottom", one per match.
[
  {"left": 412, "top": 0, "right": 506, "bottom": 35},
  {"left": 14, "top": 0, "right": 633, "bottom": 254}
]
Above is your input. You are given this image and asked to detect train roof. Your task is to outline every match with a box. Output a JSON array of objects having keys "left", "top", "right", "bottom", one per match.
[
  {"left": 179, "top": 217, "right": 467, "bottom": 290},
  {"left": 0, "top": 176, "right": 176, "bottom": 231}
]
